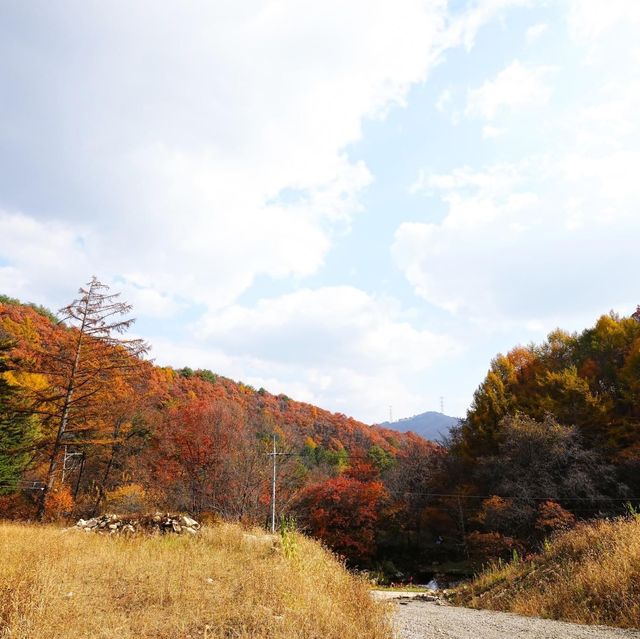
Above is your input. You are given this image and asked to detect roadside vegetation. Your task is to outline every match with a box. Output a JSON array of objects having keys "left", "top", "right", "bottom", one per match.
[
  {"left": 452, "top": 514, "right": 640, "bottom": 629},
  {"left": 3, "top": 283, "right": 640, "bottom": 583},
  {"left": 0, "top": 521, "right": 392, "bottom": 639}
]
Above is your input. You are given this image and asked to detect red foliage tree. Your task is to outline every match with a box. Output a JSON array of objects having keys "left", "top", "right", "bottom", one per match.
[
  {"left": 153, "top": 398, "right": 244, "bottom": 514},
  {"left": 297, "top": 473, "right": 388, "bottom": 563}
]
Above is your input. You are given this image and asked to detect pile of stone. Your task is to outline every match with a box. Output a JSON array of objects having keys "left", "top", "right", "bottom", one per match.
[{"left": 74, "top": 513, "right": 201, "bottom": 535}]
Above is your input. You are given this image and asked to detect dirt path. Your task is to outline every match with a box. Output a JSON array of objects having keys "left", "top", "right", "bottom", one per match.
[{"left": 374, "top": 595, "right": 640, "bottom": 639}]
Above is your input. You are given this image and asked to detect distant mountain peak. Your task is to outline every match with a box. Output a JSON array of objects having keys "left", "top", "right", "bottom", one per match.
[{"left": 378, "top": 410, "right": 459, "bottom": 442}]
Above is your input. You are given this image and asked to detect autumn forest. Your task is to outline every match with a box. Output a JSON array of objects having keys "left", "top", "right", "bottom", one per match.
[{"left": 1, "top": 279, "right": 640, "bottom": 576}]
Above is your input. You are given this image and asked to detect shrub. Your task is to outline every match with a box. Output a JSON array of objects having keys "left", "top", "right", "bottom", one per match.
[
  {"left": 454, "top": 515, "right": 640, "bottom": 629},
  {"left": 466, "top": 530, "right": 523, "bottom": 564},
  {"left": 535, "top": 500, "right": 575, "bottom": 533},
  {"left": 104, "top": 484, "right": 148, "bottom": 513},
  {"left": 44, "top": 485, "right": 74, "bottom": 521}
]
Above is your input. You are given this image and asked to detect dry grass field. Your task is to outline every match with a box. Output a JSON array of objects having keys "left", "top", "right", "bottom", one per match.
[
  {"left": 0, "top": 521, "right": 392, "bottom": 639},
  {"left": 452, "top": 515, "right": 640, "bottom": 629}
]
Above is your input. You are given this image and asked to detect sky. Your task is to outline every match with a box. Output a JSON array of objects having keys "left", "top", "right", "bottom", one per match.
[{"left": 1, "top": 1, "right": 639, "bottom": 424}]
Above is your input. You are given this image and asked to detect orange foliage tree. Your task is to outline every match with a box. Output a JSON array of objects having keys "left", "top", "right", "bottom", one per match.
[
  {"left": 295, "top": 462, "right": 388, "bottom": 563},
  {"left": 6, "top": 278, "right": 148, "bottom": 519}
]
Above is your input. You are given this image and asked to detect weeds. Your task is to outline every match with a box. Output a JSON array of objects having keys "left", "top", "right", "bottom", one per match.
[
  {"left": 279, "top": 516, "right": 298, "bottom": 561},
  {"left": 452, "top": 515, "right": 640, "bottom": 629},
  {"left": 0, "top": 521, "right": 392, "bottom": 639}
]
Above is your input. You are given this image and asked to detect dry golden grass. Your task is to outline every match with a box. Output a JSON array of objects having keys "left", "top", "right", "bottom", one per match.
[
  {"left": 0, "top": 521, "right": 392, "bottom": 639},
  {"left": 453, "top": 515, "right": 640, "bottom": 629}
]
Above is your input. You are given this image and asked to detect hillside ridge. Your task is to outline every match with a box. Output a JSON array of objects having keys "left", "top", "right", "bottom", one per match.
[{"left": 379, "top": 411, "right": 459, "bottom": 442}]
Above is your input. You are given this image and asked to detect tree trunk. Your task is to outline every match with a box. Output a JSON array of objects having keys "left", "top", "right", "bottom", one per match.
[{"left": 37, "top": 298, "right": 89, "bottom": 520}]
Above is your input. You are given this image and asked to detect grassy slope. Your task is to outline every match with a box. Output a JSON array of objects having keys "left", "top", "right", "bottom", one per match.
[
  {"left": 452, "top": 516, "right": 640, "bottom": 629},
  {"left": 0, "top": 522, "right": 392, "bottom": 639}
]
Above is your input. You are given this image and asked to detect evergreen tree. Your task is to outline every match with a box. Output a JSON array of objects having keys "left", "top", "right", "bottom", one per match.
[{"left": 0, "top": 335, "right": 33, "bottom": 494}]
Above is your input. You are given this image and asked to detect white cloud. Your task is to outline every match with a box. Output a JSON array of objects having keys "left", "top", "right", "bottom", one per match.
[
  {"left": 0, "top": 0, "right": 460, "bottom": 312},
  {"left": 567, "top": 0, "right": 640, "bottom": 43},
  {"left": 482, "top": 125, "right": 506, "bottom": 139},
  {"left": 0, "top": 1, "right": 551, "bottom": 421},
  {"left": 441, "top": 0, "right": 534, "bottom": 52},
  {"left": 436, "top": 89, "right": 453, "bottom": 113},
  {"left": 0, "top": 210, "right": 93, "bottom": 305},
  {"left": 195, "top": 286, "right": 457, "bottom": 371},
  {"left": 465, "top": 60, "right": 554, "bottom": 120},
  {"left": 148, "top": 286, "right": 459, "bottom": 423},
  {"left": 567, "top": 1, "right": 640, "bottom": 70},
  {"left": 525, "top": 22, "right": 548, "bottom": 44},
  {"left": 0, "top": 0, "right": 534, "bottom": 316},
  {"left": 413, "top": 162, "right": 528, "bottom": 200},
  {"left": 395, "top": 2, "right": 640, "bottom": 332},
  {"left": 395, "top": 149, "right": 640, "bottom": 323}
]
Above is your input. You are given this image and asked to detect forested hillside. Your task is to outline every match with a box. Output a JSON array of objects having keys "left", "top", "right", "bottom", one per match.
[
  {"left": 0, "top": 284, "right": 440, "bottom": 568},
  {"left": 2, "top": 282, "right": 640, "bottom": 575},
  {"left": 443, "top": 309, "right": 640, "bottom": 562}
]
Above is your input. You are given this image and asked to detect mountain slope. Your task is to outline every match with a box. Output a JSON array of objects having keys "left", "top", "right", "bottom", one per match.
[
  {"left": 379, "top": 411, "right": 459, "bottom": 442},
  {"left": 452, "top": 515, "right": 640, "bottom": 630},
  {"left": 0, "top": 297, "right": 413, "bottom": 456},
  {"left": 0, "top": 296, "right": 437, "bottom": 535}
]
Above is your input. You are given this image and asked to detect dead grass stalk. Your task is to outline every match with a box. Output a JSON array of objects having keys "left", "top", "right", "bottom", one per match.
[{"left": 0, "top": 521, "right": 392, "bottom": 639}]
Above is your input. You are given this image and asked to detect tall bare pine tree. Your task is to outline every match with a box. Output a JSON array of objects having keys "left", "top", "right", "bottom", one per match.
[{"left": 34, "top": 277, "right": 148, "bottom": 519}]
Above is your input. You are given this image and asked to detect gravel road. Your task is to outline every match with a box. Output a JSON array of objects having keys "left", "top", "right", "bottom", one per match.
[{"left": 377, "top": 595, "right": 640, "bottom": 639}]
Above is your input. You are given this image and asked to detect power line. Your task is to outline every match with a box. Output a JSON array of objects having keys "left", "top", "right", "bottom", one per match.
[
  {"left": 386, "top": 491, "right": 640, "bottom": 502},
  {"left": 0, "top": 483, "right": 44, "bottom": 491}
]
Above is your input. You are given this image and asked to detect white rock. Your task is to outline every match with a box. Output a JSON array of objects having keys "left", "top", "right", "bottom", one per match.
[{"left": 182, "top": 515, "right": 200, "bottom": 529}]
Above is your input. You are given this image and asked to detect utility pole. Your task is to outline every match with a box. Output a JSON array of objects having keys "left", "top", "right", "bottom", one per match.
[
  {"left": 61, "top": 444, "right": 68, "bottom": 485},
  {"left": 61, "top": 445, "right": 82, "bottom": 485},
  {"left": 457, "top": 494, "right": 469, "bottom": 558},
  {"left": 266, "top": 435, "right": 295, "bottom": 533},
  {"left": 73, "top": 451, "right": 86, "bottom": 500},
  {"left": 271, "top": 434, "right": 277, "bottom": 533}
]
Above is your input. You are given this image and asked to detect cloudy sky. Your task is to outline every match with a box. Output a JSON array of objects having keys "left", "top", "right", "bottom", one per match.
[{"left": 1, "top": 1, "right": 639, "bottom": 423}]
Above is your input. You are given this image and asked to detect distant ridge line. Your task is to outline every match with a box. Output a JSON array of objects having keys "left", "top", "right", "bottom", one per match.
[{"left": 378, "top": 410, "right": 460, "bottom": 442}]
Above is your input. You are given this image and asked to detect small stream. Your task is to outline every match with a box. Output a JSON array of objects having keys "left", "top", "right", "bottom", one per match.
[
  {"left": 400, "top": 573, "right": 469, "bottom": 591},
  {"left": 423, "top": 576, "right": 464, "bottom": 590}
]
